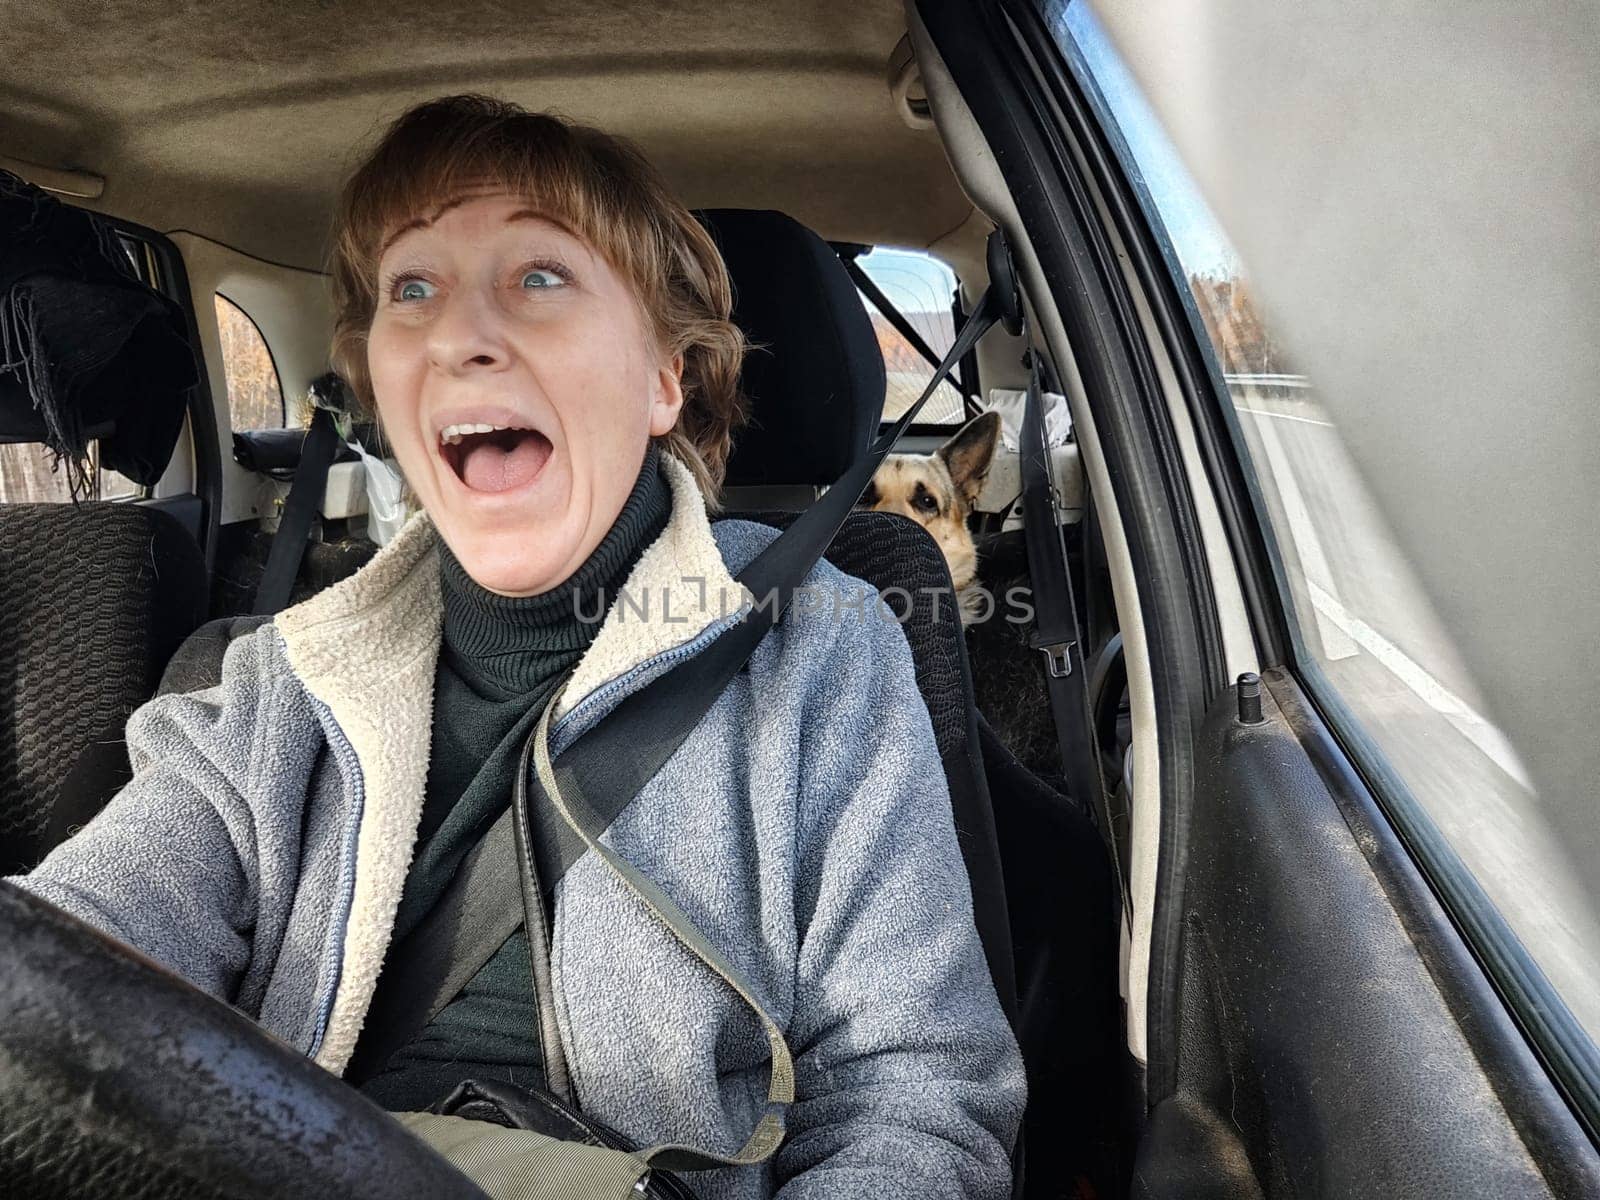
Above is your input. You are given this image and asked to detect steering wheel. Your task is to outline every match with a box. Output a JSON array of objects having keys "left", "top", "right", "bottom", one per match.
[{"left": 0, "top": 881, "right": 486, "bottom": 1199}]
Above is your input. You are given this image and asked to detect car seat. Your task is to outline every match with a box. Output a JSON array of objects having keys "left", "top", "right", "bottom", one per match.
[
  {"left": 700, "top": 207, "right": 1018, "bottom": 1019},
  {"left": 0, "top": 502, "right": 205, "bottom": 873}
]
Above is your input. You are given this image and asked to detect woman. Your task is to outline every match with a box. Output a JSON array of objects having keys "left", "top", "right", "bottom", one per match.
[{"left": 13, "top": 96, "right": 1024, "bottom": 1197}]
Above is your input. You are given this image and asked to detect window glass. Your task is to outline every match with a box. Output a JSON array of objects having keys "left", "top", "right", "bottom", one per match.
[
  {"left": 0, "top": 442, "right": 143, "bottom": 503},
  {"left": 854, "top": 248, "right": 967, "bottom": 425},
  {"left": 0, "top": 443, "right": 78, "bottom": 503},
  {"left": 215, "top": 294, "right": 284, "bottom": 430},
  {"left": 1048, "top": 1, "right": 1600, "bottom": 1043}
]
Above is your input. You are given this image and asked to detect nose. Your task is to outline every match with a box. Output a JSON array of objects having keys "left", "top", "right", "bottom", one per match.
[{"left": 425, "top": 284, "right": 510, "bottom": 377}]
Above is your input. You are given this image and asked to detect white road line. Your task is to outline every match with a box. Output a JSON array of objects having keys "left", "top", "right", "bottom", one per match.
[
  {"left": 1307, "top": 580, "right": 1535, "bottom": 791},
  {"left": 1241, "top": 397, "right": 1359, "bottom": 659},
  {"left": 1232, "top": 401, "right": 1334, "bottom": 428}
]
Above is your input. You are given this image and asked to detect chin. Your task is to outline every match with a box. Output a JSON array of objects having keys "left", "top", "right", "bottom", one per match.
[{"left": 441, "top": 523, "right": 579, "bottom": 597}]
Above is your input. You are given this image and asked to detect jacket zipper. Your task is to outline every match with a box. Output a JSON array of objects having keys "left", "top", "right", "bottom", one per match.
[{"left": 546, "top": 611, "right": 746, "bottom": 753}]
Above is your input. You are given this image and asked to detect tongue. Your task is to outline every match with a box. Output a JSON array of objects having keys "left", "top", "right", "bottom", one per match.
[{"left": 459, "top": 430, "right": 552, "bottom": 493}]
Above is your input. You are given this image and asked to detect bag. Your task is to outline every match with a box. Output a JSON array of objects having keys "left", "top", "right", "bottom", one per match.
[
  {"left": 410, "top": 1078, "right": 699, "bottom": 1199},
  {"left": 393, "top": 1110, "right": 653, "bottom": 1199},
  {"left": 347, "top": 438, "right": 406, "bottom": 545}
]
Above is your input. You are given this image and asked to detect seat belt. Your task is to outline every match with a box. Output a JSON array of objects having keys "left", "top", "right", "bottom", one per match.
[
  {"left": 1018, "top": 356, "right": 1128, "bottom": 913},
  {"left": 344, "top": 286, "right": 1007, "bottom": 1087},
  {"left": 345, "top": 803, "right": 525, "bottom": 1084},
  {"left": 251, "top": 404, "right": 341, "bottom": 615}
]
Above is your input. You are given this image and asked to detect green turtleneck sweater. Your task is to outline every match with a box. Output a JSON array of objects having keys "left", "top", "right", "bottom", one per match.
[{"left": 359, "top": 445, "right": 671, "bottom": 1112}]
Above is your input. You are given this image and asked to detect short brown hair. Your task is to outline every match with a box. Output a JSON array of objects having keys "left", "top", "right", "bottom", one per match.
[{"left": 329, "top": 94, "right": 746, "bottom": 498}]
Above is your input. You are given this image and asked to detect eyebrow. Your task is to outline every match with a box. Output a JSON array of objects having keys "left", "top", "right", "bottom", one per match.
[
  {"left": 378, "top": 195, "right": 467, "bottom": 256},
  {"left": 377, "top": 202, "right": 566, "bottom": 257}
]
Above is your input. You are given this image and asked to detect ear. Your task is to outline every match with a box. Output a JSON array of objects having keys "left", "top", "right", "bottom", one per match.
[
  {"left": 648, "top": 353, "right": 686, "bottom": 438},
  {"left": 937, "top": 410, "right": 1002, "bottom": 504}
]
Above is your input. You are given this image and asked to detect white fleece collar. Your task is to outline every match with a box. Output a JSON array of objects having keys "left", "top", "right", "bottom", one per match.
[{"left": 273, "top": 451, "right": 746, "bottom": 1075}]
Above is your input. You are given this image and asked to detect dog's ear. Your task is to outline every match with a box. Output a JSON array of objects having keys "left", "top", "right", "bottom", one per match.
[{"left": 937, "top": 410, "right": 1002, "bottom": 505}]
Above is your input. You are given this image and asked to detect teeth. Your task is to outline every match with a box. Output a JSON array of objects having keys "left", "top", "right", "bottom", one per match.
[{"left": 440, "top": 422, "right": 523, "bottom": 445}]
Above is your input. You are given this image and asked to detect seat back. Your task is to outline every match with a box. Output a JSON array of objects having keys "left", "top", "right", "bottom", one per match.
[
  {"left": 748, "top": 508, "right": 1017, "bottom": 1018},
  {"left": 701, "top": 207, "right": 1016, "bottom": 1019},
  {"left": 0, "top": 503, "right": 206, "bottom": 872}
]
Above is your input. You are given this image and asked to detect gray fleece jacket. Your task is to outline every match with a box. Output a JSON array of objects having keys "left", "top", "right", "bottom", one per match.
[{"left": 13, "top": 454, "right": 1025, "bottom": 1199}]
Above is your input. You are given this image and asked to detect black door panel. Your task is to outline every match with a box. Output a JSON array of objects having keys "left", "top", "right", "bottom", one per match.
[{"left": 1138, "top": 669, "right": 1595, "bottom": 1198}]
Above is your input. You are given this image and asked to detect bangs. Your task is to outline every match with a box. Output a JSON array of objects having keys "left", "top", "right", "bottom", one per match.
[{"left": 342, "top": 108, "right": 643, "bottom": 285}]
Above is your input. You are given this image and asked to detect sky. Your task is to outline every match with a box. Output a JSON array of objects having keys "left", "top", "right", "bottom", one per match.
[
  {"left": 1052, "top": 1, "right": 1238, "bottom": 278},
  {"left": 857, "top": 248, "right": 959, "bottom": 324}
]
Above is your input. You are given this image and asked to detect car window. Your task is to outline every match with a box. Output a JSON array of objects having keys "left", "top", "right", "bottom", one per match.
[
  {"left": 1047, "top": 1, "right": 1600, "bottom": 1045},
  {"left": 854, "top": 247, "right": 967, "bottom": 425},
  {"left": 0, "top": 442, "right": 142, "bottom": 504},
  {"left": 215, "top": 294, "right": 285, "bottom": 431}
]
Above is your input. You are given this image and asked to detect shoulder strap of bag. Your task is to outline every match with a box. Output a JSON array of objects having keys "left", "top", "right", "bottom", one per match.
[
  {"left": 529, "top": 688, "right": 790, "bottom": 1172},
  {"left": 345, "top": 285, "right": 1004, "bottom": 1089}
]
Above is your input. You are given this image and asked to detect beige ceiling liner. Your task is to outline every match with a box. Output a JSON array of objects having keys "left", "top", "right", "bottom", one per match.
[{"left": 1, "top": 0, "right": 973, "bottom": 270}]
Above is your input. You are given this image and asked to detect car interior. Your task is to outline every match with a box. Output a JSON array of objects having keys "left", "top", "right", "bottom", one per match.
[{"left": 2, "top": 1, "right": 1597, "bottom": 1197}]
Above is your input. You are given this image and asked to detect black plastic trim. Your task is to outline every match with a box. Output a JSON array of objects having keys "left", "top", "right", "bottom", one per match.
[
  {"left": 137, "top": 494, "right": 205, "bottom": 546},
  {"left": 1143, "top": 670, "right": 1599, "bottom": 1196},
  {"left": 918, "top": 0, "right": 1212, "bottom": 1102},
  {"left": 878, "top": 420, "right": 977, "bottom": 438},
  {"left": 996, "top": 7, "right": 1223, "bottom": 704},
  {"left": 1271, "top": 669, "right": 1600, "bottom": 1180},
  {"left": 1286, "top": 661, "right": 1600, "bottom": 1151}
]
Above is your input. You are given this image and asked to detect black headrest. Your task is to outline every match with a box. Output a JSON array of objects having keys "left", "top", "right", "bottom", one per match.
[{"left": 696, "top": 209, "right": 885, "bottom": 488}]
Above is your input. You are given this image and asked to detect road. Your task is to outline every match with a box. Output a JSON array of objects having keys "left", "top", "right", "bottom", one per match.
[{"left": 1232, "top": 380, "right": 1600, "bottom": 1042}]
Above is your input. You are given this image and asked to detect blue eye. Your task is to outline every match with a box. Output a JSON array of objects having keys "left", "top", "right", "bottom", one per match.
[
  {"left": 396, "top": 278, "right": 435, "bottom": 302},
  {"left": 521, "top": 268, "right": 565, "bottom": 290}
]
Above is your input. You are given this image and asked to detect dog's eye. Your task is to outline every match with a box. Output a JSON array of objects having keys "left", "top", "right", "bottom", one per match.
[{"left": 914, "top": 491, "right": 940, "bottom": 515}]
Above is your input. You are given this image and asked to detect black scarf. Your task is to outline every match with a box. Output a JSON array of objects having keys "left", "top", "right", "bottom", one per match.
[{"left": 0, "top": 169, "right": 196, "bottom": 495}]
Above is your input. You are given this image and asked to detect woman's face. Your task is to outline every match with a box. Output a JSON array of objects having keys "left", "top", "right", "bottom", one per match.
[{"left": 368, "top": 190, "right": 683, "bottom": 596}]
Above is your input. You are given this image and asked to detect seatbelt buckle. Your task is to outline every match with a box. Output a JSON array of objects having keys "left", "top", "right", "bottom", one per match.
[{"left": 1032, "top": 636, "right": 1075, "bottom": 678}]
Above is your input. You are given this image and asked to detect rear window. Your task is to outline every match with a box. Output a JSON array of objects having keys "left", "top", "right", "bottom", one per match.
[
  {"left": 215, "top": 294, "right": 285, "bottom": 431},
  {"left": 0, "top": 442, "right": 142, "bottom": 504},
  {"left": 853, "top": 248, "right": 967, "bottom": 426}
]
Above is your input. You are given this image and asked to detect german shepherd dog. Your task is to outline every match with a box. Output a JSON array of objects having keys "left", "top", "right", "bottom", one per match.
[{"left": 861, "top": 411, "right": 1002, "bottom": 625}]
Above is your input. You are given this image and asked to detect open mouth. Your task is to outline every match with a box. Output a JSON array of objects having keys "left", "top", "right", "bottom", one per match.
[{"left": 439, "top": 422, "right": 553, "bottom": 495}]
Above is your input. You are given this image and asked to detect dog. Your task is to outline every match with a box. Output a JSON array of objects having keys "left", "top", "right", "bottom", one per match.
[{"left": 861, "top": 410, "right": 1002, "bottom": 625}]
